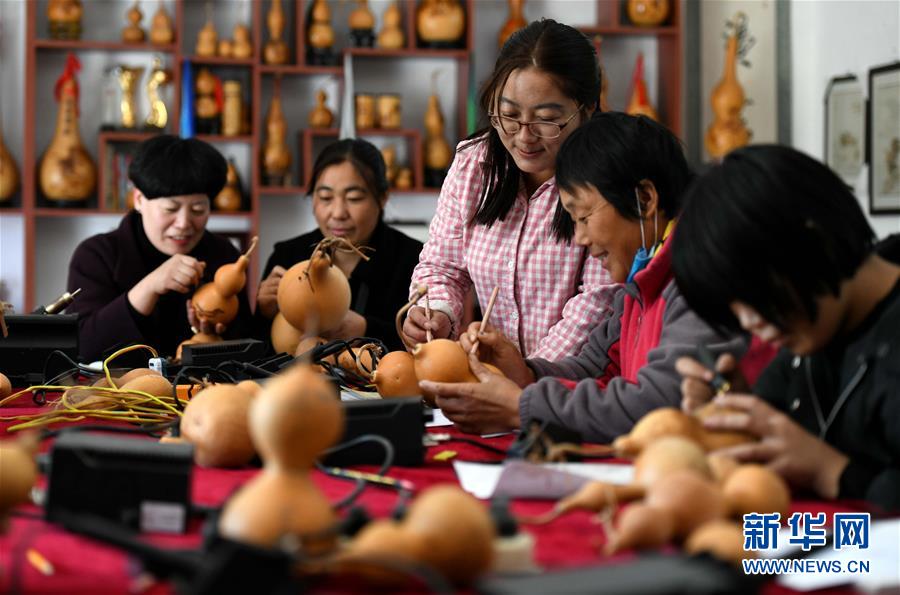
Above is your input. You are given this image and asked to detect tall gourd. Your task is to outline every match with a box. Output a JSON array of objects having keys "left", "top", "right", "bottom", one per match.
[{"left": 39, "top": 53, "right": 96, "bottom": 204}]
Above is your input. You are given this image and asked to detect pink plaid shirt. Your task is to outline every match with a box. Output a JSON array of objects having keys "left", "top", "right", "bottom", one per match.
[{"left": 411, "top": 139, "right": 618, "bottom": 359}]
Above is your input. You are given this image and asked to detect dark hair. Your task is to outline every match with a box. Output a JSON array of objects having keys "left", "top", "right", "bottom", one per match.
[
  {"left": 129, "top": 135, "right": 227, "bottom": 201},
  {"left": 467, "top": 19, "right": 600, "bottom": 228},
  {"left": 672, "top": 145, "right": 876, "bottom": 333},
  {"left": 307, "top": 138, "right": 389, "bottom": 200},
  {"left": 553, "top": 112, "right": 692, "bottom": 240}
]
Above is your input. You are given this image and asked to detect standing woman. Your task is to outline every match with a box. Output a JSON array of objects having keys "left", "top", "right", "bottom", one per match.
[
  {"left": 256, "top": 139, "right": 422, "bottom": 351},
  {"left": 403, "top": 19, "right": 617, "bottom": 359}
]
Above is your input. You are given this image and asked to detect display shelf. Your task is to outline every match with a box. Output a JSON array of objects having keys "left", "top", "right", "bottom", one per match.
[
  {"left": 300, "top": 127, "right": 424, "bottom": 191},
  {"left": 258, "top": 185, "right": 308, "bottom": 196},
  {"left": 33, "top": 39, "right": 178, "bottom": 52},
  {"left": 17, "top": 0, "right": 678, "bottom": 311},
  {"left": 33, "top": 208, "right": 112, "bottom": 217},
  {"left": 187, "top": 55, "right": 256, "bottom": 66},
  {"left": 345, "top": 47, "right": 469, "bottom": 59}
]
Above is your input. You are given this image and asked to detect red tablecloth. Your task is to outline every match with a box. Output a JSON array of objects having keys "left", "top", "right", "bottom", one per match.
[{"left": 0, "top": 403, "right": 866, "bottom": 594}]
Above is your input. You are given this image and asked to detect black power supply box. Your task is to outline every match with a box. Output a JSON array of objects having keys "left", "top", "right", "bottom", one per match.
[
  {"left": 45, "top": 432, "right": 194, "bottom": 533},
  {"left": 325, "top": 397, "right": 428, "bottom": 467}
]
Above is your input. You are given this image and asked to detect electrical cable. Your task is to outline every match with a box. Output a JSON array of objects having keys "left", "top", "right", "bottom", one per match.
[{"left": 317, "top": 434, "right": 402, "bottom": 509}]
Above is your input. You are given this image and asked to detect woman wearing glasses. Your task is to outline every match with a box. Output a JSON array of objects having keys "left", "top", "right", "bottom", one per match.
[{"left": 403, "top": 19, "right": 617, "bottom": 359}]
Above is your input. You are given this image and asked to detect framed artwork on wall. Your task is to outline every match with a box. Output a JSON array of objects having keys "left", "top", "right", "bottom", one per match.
[
  {"left": 868, "top": 61, "right": 900, "bottom": 215},
  {"left": 824, "top": 75, "right": 865, "bottom": 187}
]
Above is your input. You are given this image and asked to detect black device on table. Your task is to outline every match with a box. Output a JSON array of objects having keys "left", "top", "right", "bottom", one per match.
[{"left": 0, "top": 313, "right": 79, "bottom": 386}]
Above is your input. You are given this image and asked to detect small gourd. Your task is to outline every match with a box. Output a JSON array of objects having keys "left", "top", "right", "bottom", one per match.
[
  {"left": 263, "top": 76, "right": 291, "bottom": 184},
  {"left": 149, "top": 1, "right": 175, "bottom": 45},
  {"left": 498, "top": 0, "right": 526, "bottom": 49},
  {"left": 378, "top": 2, "right": 405, "bottom": 49},
  {"left": 371, "top": 350, "right": 419, "bottom": 398},
  {"left": 122, "top": 1, "right": 146, "bottom": 44},
  {"left": 349, "top": 0, "right": 376, "bottom": 47},
  {"left": 308, "top": 0, "right": 335, "bottom": 51},
  {"left": 424, "top": 93, "right": 452, "bottom": 187},
  {"left": 232, "top": 24, "right": 253, "bottom": 59},
  {"left": 412, "top": 339, "right": 477, "bottom": 406},
  {"left": 626, "top": 0, "right": 670, "bottom": 27},
  {"left": 184, "top": 237, "right": 257, "bottom": 349},
  {"left": 264, "top": 0, "right": 289, "bottom": 65},
  {"left": 0, "top": 126, "right": 20, "bottom": 202},
  {"left": 308, "top": 89, "right": 335, "bottom": 129},
  {"left": 0, "top": 433, "right": 39, "bottom": 533},
  {"left": 177, "top": 384, "right": 255, "bottom": 467},
  {"left": 271, "top": 312, "right": 304, "bottom": 355},
  {"left": 213, "top": 159, "right": 243, "bottom": 212},
  {"left": 416, "top": 0, "right": 466, "bottom": 47},
  {"left": 195, "top": 7, "right": 218, "bottom": 58}
]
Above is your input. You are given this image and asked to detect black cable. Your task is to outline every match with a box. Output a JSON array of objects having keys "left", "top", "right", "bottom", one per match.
[
  {"left": 39, "top": 420, "right": 179, "bottom": 441},
  {"left": 317, "top": 434, "right": 398, "bottom": 509},
  {"left": 169, "top": 365, "right": 236, "bottom": 413},
  {"left": 442, "top": 436, "right": 509, "bottom": 456}
]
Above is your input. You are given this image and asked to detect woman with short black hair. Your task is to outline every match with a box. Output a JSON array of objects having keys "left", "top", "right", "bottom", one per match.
[
  {"left": 673, "top": 145, "right": 900, "bottom": 510},
  {"left": 66, "top": 135, "right": 252, "bottom": 361}
]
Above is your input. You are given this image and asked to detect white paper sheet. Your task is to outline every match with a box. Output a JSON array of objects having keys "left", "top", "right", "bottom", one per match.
[
  {"left": 426, "top": 408, "right": 454, "bottom": 427},
  {"left": 453, "top": 460, "right": 634, "bottom": 500}
]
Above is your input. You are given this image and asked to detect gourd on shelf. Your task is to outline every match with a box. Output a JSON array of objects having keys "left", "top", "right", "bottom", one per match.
[
  {"left": 498, "top": 0, "right": 526, "bottom": 49},
  {"left": 39, "top": 53, "right": 96, "bottom": 205},
  {"left": 706, "top": 12, "right": 753, "bottom": 160},
  {"left": 424, "top": 92, "right": 452, "bottom": 187},
  {"left": 264, "top": 0, "right": 289, "bottom": 65},
  {"left": 122, "top": 1, "right": 146, "bottom": 43},
  {"left": 149, "top": 1, "right": 175, "bottom": 45},
  {"left": 378, "top": 2, "right": 405, "bottom": 49},
  {"left": 308, "top": 89, "right": 334, "bottom": 129},
  {"left": 348, "top": 0, "right": 376, "bottom": 48},
  {"left": 307, "top": 0, "right": 336, "bottom": 65},
  {"left": 626, "top": 0, "right": 670, "bottom": 27},
  {"left": 0, "top": 126, "right": 19, "bottom": 203},
  {"left": 47, "top": 0, "right": 83, "bottom": 40},
  {"left": 416, "top": 0, "right": 466, "bottom": 48},
  {"left": 262, "top": 76, "right": 291, "bottom": 185},
  {"left": 214, "top": 159, "right": 243, "bottom": 212}
]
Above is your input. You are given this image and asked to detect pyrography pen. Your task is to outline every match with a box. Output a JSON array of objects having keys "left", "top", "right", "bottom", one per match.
[{"left": 696, "top": 345, "right": 732, "bottom": 396}]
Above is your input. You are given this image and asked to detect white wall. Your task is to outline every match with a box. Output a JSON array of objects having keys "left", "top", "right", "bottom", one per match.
[{"left": 790, "top": 0, "right": 900, "bottom": 238}]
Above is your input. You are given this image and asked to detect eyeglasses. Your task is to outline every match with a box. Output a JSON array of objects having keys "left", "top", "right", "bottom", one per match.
[{"left": 488, "top": 109, "right": 581, "bottom": 139}]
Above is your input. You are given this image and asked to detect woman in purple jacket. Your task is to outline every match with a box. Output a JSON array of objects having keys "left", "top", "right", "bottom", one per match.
[{"left": 66, "top": 135, "right": 252, "bottom": 361}]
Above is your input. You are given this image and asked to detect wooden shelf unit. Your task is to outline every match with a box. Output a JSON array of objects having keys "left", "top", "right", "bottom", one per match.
[
  {"left": 18, "top": 0, "right": 474, "bottom": 311},
  {"left": 300, "top": 127, "right": 424, "bottom": 190},
  {"left": 14, "top": 1, "right": 682, "bottom": 311},
  {"left": 583, "top": 0, "right": 684, "bottom": 138}
]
